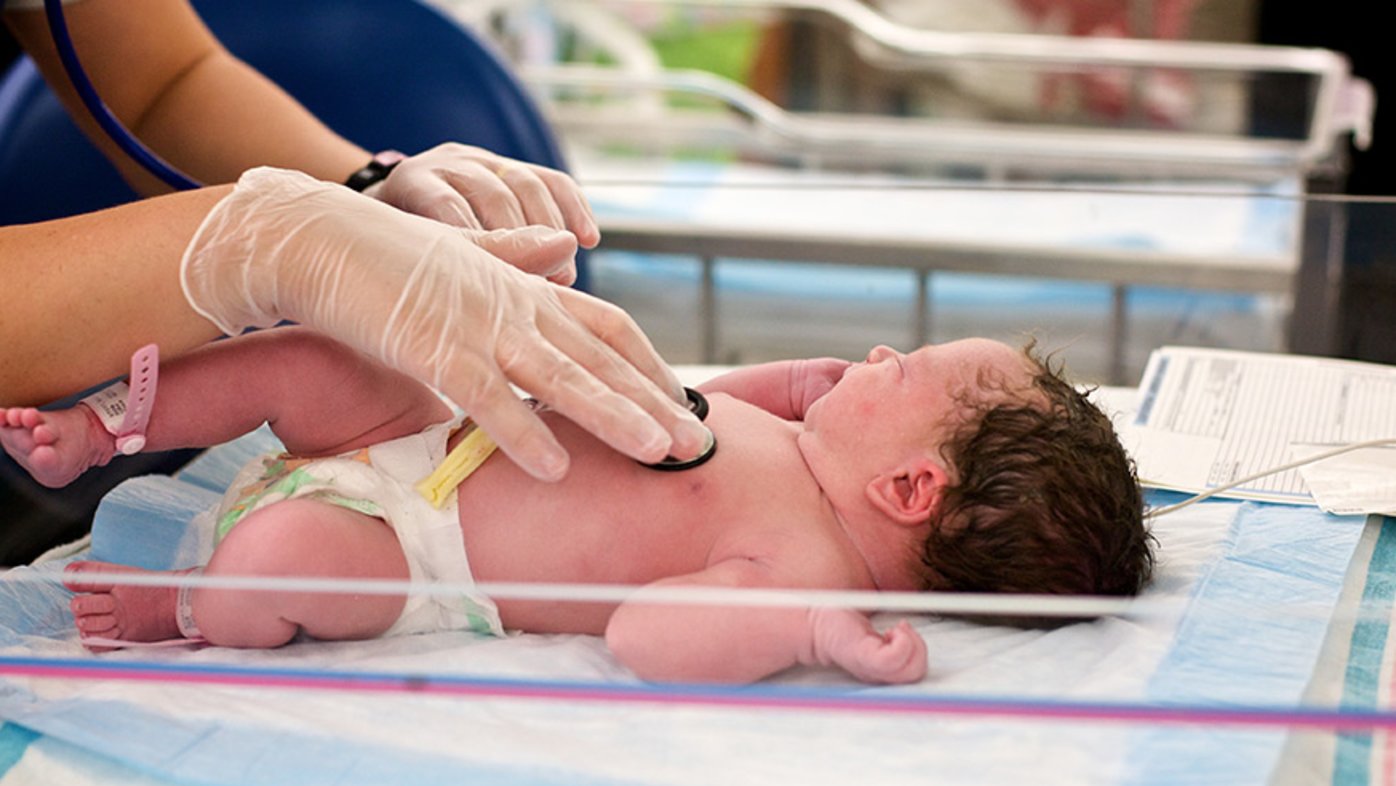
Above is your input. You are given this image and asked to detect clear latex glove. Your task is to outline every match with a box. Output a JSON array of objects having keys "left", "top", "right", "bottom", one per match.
[
  {"left": 181, "top": 167, "right": 706, "bottom": 480},
  {"left": 365, "top": 143, "right": 601, "bottom": 249}
]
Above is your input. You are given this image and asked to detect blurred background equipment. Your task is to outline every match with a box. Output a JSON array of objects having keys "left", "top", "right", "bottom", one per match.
[{"left": 438, "top": 0, "right": 1375, "bottom": 384}]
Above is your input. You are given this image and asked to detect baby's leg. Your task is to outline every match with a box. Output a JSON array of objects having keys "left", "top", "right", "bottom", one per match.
[
  {"left": 64, "top": 563, "right": 194, "bottom": 647},
  {"left": 65, "top": 498, "right": 410, "bottom": 648},
  {"left": 134, "top": 327, "right": 454, "bottom": 456},
  {"left": 3, "top": 328, "right": 451, "bottom": 488},
  {"left": 1, "top": 406, "right": 115, "bottom": 488}
]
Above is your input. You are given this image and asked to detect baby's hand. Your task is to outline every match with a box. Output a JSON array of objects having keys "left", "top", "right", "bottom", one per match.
[
  {"left": 840, "top": 620, "right": 928, "bottom": 684},
  {"left": 808, "top": 610, "right": 928, "bottom": 684},
  {"left": 790, "top": 358, "right": 852, "bottom": 417}
]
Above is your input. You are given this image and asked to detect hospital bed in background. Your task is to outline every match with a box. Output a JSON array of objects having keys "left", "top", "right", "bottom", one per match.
[{"left": 441, "top": 0, "right": 1374, "bottom": 383}]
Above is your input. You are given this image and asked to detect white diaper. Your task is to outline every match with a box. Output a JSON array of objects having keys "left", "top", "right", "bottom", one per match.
[{"left": 214, "top": 419, "right": 505, "bottom": 638}]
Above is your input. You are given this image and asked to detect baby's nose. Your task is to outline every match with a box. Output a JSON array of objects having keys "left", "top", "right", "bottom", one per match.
[{"left": 866, "top": 345, "right": 896, "bottom": 363}]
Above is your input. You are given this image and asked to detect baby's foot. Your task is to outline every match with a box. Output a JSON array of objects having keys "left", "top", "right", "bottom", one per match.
[
  {"left": 64, "top": 562, "right": 190, "bottom": 650},
  {"left": 0, "top": 406, "right": 114, "bottom": 488}
]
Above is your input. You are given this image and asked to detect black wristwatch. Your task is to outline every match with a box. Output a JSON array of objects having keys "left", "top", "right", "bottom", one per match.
[{"left": 344, "top": 150, "right": 406, "bottom": 192}]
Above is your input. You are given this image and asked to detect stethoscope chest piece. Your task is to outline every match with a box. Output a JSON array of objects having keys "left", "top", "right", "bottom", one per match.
[{"left": 642, "top": 388, "right": 717, "bottom": 472}]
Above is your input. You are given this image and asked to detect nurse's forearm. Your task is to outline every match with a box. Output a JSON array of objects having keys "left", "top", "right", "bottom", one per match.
[
  {"left": 130, "top": 54, "right": 370, "bottom": 188},
  {"left": 4, "top": 0, "right": 368, "bottom": 194},
  {"left": 0, "top": 187, "right": 232, "bottom": 406}
]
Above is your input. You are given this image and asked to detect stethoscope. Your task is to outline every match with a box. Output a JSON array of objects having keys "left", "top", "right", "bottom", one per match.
[
  {"left": 44, "top": 0, "right": 201, "bottom": 191},
  {"left": 42, "top": 0, "right": 719, "bottom": 473},
  {"left": 645, "top": 388, "right": 718, "bottom": 472}
]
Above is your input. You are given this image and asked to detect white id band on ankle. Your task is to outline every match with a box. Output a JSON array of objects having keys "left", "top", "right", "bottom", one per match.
[
  {"left": 175, "top": 568, "right": 203, "bottom": 640},
  {"left": 79, "top": 344, "right": 159, "bottom": 455}
]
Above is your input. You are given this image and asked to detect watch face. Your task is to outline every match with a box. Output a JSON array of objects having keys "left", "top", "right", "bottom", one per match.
[{"left": 347, "top": 152, "right": 405, "bottom": 191}]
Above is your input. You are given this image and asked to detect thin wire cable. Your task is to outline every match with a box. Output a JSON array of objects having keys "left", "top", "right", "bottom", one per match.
[{"left": 43, "top": 0, "right": 201, "bottom": 191}]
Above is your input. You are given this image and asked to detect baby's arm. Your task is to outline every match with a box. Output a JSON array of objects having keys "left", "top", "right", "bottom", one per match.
[
  {"left": 605, "top": 558, "right": 927, "bottom": 684},
  {"left": 697, "top": 358, "right": 851, "bottom": 421}
]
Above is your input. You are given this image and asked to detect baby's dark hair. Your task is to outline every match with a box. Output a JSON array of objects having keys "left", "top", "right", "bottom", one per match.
[{"left": 918, "top": 343, "right": 1153, "bottom": 626}]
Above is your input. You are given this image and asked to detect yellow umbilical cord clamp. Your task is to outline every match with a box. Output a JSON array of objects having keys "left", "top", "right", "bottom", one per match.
[{"left": 415, "top": 422, "right": 499, "bottom": 509}]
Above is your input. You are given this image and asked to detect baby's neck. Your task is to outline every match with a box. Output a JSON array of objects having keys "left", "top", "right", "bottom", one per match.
[{"left": 794, "top": 431, "right": 918, "bottom": 592}]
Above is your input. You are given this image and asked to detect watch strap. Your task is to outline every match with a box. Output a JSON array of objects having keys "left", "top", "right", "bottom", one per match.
[{"left": 344, "top": 150, "right": 407, "bottom": 192}]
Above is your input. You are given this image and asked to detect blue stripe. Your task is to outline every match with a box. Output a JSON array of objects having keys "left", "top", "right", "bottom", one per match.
[
  {"left": 1333, "top": 516, "right": 1396, "bottom": 784},
  {"left": 0, "top": 723, "right": 40, "bottom": 776},
  {"left": 1134, "top": 354, "right": 1169, "bottom": 425},
  {"left": 1124, "top": 500, "right": 1368, "bottom": 785},
  {"left": 11, "top": 655, "right": 1396, "bottom": 728}
]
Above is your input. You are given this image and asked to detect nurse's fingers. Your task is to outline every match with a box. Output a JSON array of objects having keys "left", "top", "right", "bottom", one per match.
[{"left": 471, "top": 226, "right": 578, "bottom": 286}]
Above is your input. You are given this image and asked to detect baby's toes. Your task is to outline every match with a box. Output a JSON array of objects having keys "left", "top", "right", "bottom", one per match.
[
  {"left": 13, "top": 408, "right": 42, "bottom": 429},
  {"left": 30, "top": 422, "right": 58, "bottom": 446},
  {"left": 71, "top": 593, "right": 117, "bottom": 617},
  {"left": 74, "top": 614, "right": 118, "bottom": 637},
  {"left": 70, "top": 596, "right": 119, "bottom": 637}
]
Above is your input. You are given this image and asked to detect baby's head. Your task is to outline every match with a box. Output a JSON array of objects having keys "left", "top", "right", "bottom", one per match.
[
  {"left": 804, "top": 338, "right": 1151, "bottom": 621},
  {"left": 914, "top": 342, "right": 1152, "bottom": 619}
]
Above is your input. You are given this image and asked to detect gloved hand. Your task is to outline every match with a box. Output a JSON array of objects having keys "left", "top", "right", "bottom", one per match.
[
  {"left": 181, "top": 167, "right": 707, "bottom": 481},
  {"left": 365, "top": 143, "right": 601, "bottom": 250}
]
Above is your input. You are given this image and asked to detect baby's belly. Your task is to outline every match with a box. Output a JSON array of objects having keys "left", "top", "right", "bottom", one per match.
[
  {"left": 450, "top": 427, "right": 733, "bottom": 633},
  {"left": 448, "top": 400, "right": 806, "bottom": 635}
]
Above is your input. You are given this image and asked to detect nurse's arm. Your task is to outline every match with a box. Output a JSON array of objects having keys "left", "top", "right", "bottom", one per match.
[
  {"left": 4, "top": 0, "right": 369, "bottom": 194},
  {"left": 0, "top": 187, "right": 231, "bottom": 406}
]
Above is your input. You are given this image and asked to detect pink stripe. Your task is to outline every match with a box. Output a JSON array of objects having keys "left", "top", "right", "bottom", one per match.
[{"left": 1383, "top": 623, "right": 1396, "bottom": 786}]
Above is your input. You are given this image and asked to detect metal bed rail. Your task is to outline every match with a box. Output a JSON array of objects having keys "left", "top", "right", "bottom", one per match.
[
  {"left": 581, "top": 185, "right": 1300, "bottom": 384},
  {"left": 502, "top": 0, "right": 1370, "bottom": 179},
  {"left": 528, "top": 64, "right": 1356, "bottom": 180}
]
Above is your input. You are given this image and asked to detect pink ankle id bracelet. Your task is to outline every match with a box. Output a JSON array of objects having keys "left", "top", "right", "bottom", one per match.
[{"left": 80, "top": 344, "right": 159, "bottom": 455}]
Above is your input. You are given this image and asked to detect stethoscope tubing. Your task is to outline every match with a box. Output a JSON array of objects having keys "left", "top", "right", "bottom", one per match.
[{"left": 43, "top": 0, "right": 202, "bottom": 191}]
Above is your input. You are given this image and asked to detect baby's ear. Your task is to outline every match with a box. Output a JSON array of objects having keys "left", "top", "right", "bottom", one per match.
[{"left": 865, "top": 459, "right": 950, "bottom": 526}]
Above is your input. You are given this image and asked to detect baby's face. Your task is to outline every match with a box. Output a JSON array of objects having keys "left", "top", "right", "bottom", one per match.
[{"left": 804, "top": 339, "right": 1036, "bottom": 470}]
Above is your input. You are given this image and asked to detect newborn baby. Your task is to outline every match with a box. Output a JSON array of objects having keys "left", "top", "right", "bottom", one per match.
[{"left": 1, "top": 327, "right": 1150, "bottom": 683}]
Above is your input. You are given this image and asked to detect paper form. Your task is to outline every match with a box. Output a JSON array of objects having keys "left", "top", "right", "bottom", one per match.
[
  {"left": 1123, "top": 347, "right": 1396, "bottom": 504},
  {"left": 1293, "top": 443, "right": 1396, "bottom": 515}
]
